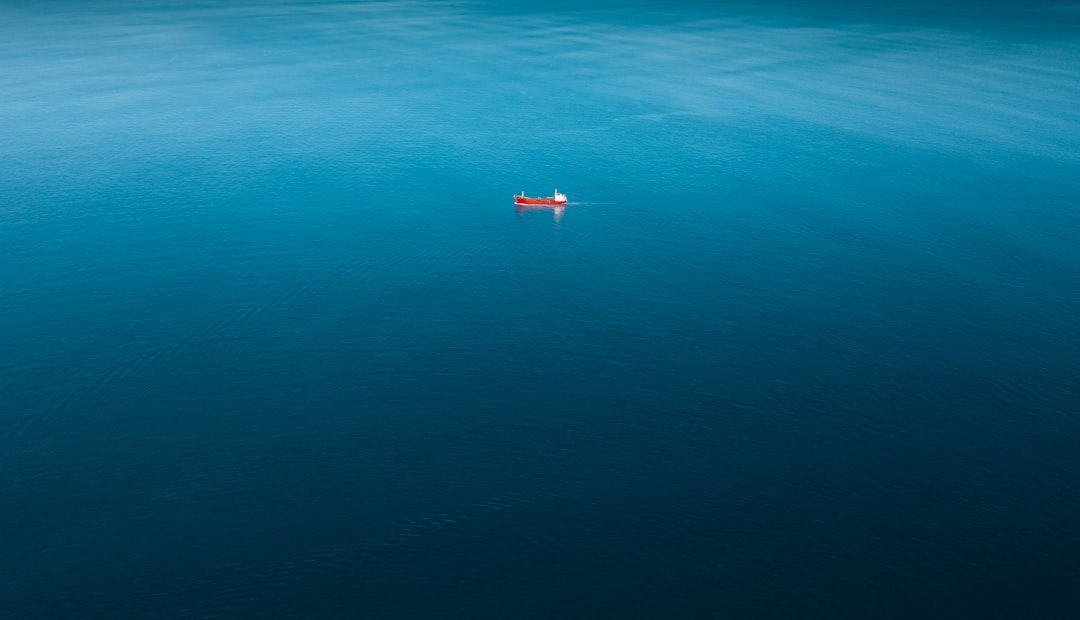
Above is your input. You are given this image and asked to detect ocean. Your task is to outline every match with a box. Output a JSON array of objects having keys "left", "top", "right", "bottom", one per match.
[{"left": 2, "top": 1, "right": 1079, "bottom": 617}]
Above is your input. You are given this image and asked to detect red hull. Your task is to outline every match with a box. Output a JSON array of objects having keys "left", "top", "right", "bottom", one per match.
[{"left": 514, "top": 196, "right": 566, "bottom": 205}]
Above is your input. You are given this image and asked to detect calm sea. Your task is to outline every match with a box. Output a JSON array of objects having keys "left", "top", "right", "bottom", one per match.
[{"left": 2, "top": 1, "right": 1079, "bottom": 617}]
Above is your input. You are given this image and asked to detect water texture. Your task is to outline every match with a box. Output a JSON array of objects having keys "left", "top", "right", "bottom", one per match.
[{"left": 2, "top": 1, "right": 1079, "bottom": 617}]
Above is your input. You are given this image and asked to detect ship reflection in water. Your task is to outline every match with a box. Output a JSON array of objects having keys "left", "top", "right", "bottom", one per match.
[{"left": 516, "top": 204, "right": 566, "bottom": 223}]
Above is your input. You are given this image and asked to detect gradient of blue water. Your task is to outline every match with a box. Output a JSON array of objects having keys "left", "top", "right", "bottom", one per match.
[{"left": 3, "top": 1, "right": 1080, "bottom": 617}]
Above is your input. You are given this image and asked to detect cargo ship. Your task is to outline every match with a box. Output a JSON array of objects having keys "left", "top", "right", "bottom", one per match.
[{"left": 514, "top": 190, "right": 567, "bottom": 205}]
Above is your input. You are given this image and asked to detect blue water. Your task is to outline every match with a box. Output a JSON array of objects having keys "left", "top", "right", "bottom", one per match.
[{"left": 3, "top": 1, "right": 1080, "bottom": 617}]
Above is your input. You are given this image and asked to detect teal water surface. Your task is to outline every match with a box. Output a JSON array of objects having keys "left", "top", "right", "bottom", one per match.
[{"left": 2, "top": 1, "right": 1080, "bottom": 617}]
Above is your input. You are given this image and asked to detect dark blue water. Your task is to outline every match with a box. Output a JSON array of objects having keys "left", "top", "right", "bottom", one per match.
[{"left": 3, "top": 1, "right": 1080, "bottom": 617}]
